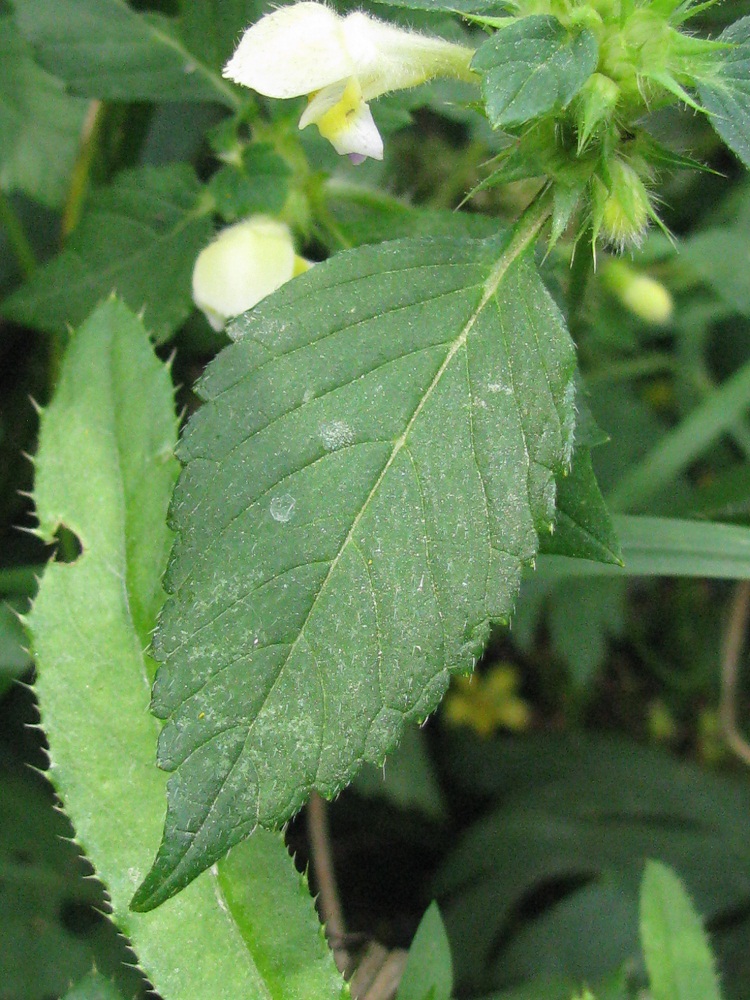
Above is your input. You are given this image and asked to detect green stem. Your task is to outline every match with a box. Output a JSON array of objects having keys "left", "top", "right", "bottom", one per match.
[
  {"left": 494, "top": 186, "right": 555, "bottom": 274},
  {"left": 0, "top": 188, "right": 37, "bottom": 279},
  {"left": 62, "top": 100, "right": 104, "bottom": 238},
  {"left": 586, "top": 352, "right": 675, "bottom": 385}
]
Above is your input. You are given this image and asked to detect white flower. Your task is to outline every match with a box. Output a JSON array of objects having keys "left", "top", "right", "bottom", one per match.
[
  {"left": 192, "top": 217, "right": 310, "bottom": 331},
  {"left": 223, "top": 2, "right": 475, "bottom": 162}
]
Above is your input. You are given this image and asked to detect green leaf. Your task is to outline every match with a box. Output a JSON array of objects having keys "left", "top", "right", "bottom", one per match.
[
  {"left": 436, "top": 732, "right": 750, "bottom": 992},
  {"left": 217, "top": 830, "right": 347, "bottom": 1000},
  {"left": 0, "top": 758, "right": 115, "bottom": 1000},
  {"left": 61, "top": 971, "right": 129, "bottom": 1000},
  {"left": 681, "top": 226, "right": 750, "bottom": 316},
  {"left": 0, "top": 598, "right": 33, "bottom": 696},
  {"left": 540, "top": 447, "right": 622, "bottom": 565},
  {"left": 398, "top": 902, "right": 453, "bottom": 1000},
  {"left": 29, "top": 298, "right": 343, "bottom": 999},
  {"left": 324, "top": 182, "right": 499, "bottom": 247},
  {"left": 607, "top": 356, "right": 750, "bottom": 513},
  {"left": 513, "top": 574, "right": 627, "bottom": 686},
  {"left": 536, "top": 515, "right": 750, "bottom": 579},
  {"left": 209, "top": 145, "right": 292, "bottom": 222},
  {"left": 545, "top": 577, "right": 627, "bottom": 685},
  {"left": 676, "top": 462, "right": 750, "bottom": 523},
  {"left": 134, "top": 211, "right": 577, "bottom": 911},
  {"left": 371, "top": 0, "right": 513, "bottom": 13},
  {"left": 12, "top": 0, "right": 241, "bottom": 107},
  {"left": 698, "top": 17, "right": 750, "bottom": 169},
  {"left": 355, "top": 722, "right": 446, "bottom": 820},
  {"left": 640, "top": 860, "right": 722, "bottom": 1000},
  {"left": 472, "top": 16, "right": 598, "bottom": 128},
  {"left": 0, "top": 14, "right": 88, "bottom": 209},
  {"left": 2, "top": 165, "right": 212, "bottom": 343}
]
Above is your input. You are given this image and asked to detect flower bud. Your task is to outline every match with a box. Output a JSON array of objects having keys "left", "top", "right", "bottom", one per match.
[
  {"left": 192, "top": 217, "right": 310, "bottom": 331},
  {"left": 593, "top": 159, "right": 652, "bottom": 250},
  {"left": 576, "top": 73, "right": 620, "bottom": 151},
  {"left": 602, "top": 259, "right": 674, "bottom": 325}
]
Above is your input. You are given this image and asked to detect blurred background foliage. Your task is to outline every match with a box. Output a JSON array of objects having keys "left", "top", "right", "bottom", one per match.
[{"left": 3, "top": 0, "right": 750, "bottom": 996}]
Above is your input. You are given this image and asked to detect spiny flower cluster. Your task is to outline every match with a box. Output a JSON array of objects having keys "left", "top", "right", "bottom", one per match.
[{"left": 494, "top": 0, "right": 725, "bottom": 248}]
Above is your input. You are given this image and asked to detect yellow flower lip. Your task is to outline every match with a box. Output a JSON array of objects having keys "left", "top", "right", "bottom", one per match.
[{"left": 301, "top": 78, "right": 384, "bottom": 161}]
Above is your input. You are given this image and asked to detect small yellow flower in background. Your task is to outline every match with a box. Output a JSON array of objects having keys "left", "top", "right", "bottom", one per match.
[
  {"left": 602, "top": 258, "right": 674, "bottom": 326},
  {"left": 443, "top": 663, "right": 531, "bottom": 738},
  {"left": 192, "top": 216, "right": 311, "bottom": 331},
  {"left": 647, "top": 698, "right": 678, "bottom": 745},
  {"left": 223, "top": 2, "right": 476, "bottom": 163}
]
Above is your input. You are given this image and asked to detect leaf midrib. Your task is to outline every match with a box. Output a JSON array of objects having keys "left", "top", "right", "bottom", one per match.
[{"left": 211, "top": 210, "right": 549, "bottom": 791}]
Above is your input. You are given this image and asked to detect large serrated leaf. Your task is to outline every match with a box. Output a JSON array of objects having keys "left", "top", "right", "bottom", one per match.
[
  {"left": 0, "top": 13, "right": 88, "bottom": 209},
  {"left": 133, "top": 219, "right": 577, "bottom": 910},
  {"left": 12, "top": 0, "right": 240, "bottom": 107},
  {"left": 472, "top": 16, "right": 598, "bottom": 128},
  {"left": 698, "top": 17, "right": 750, "bottom": 170},
  {"left": 2, "top": 165, "right": 212, "bottom": 343},
  {"left": 29, "top": 298, "right": 344, "bottom": 1000}
]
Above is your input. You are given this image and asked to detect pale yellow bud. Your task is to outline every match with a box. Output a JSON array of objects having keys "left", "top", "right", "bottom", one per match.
[
  {"left": 192, "top": 217, "right": 309, "bottom": 331},
  {"left": 603, "top": 258, "right": 674, "bottom": 325}
]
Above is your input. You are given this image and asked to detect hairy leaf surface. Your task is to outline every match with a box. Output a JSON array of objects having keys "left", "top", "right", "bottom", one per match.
[
  {"left": 699, "top": 17, "right": 750, "bottom": 170},
  {"left": 2, "top": 165, "right": 211, "bottom": 343},
  {"left": 134, "top": 226, "right": 577, "bottom": 909},
  {"left": 371, "top": 0, "right": 511, "bottom": 12},
  {"left": 472, "top": 16, "right": 598, "bottom": 128},
  {"left": 12, "top": 0, "right": 241, "bottom": 106},
  {"left": 29, "top": 299, "right": 343, "bottom": 1000}
]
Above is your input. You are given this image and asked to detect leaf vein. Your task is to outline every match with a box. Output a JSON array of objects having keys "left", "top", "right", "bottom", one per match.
[{"left": 401, "top": 444, "right": 447, "bottom": 660}]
